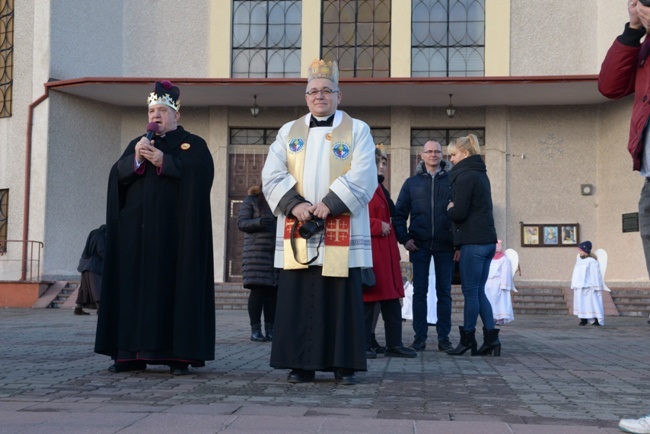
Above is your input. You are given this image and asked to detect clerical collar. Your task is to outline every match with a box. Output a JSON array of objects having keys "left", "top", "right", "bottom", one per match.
[{"left": 309, "top": 114, "right": 335, "bottom": 128}]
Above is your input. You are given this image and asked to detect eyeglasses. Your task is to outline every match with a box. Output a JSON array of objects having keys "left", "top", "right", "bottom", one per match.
[
  {"left": 422, "top": 150, "right": 443, "bottom": 155},
  {"left": 306, "top": 88, "right": 339, "bottom": 97}
]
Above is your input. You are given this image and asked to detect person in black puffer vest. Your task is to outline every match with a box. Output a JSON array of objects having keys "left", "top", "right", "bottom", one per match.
[{"left": 238, "top": 184, "right": 279, "bottom": 342}]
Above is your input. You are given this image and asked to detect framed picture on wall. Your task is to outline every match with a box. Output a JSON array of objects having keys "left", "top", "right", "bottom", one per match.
[
  {"left": 521, "top": 225, "right": 540, "bottom": 246},
  {"left": 521, "top": 223, "right": 579, "bottom": 247},
  {"left": 561, "top": 225, "right": 578, "bottom": 244}
]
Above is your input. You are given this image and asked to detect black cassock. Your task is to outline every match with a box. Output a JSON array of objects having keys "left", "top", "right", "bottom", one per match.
[{"left": 95, "top": 126, "right": 215, "bottom": 365}]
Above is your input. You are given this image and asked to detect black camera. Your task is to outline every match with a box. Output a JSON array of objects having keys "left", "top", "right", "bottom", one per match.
[
  {"left": 641, "top": 0, "right": 650, "bottom": 6},
  {"left": 298, "top": 217, "right": 326, "bottom": 239}
]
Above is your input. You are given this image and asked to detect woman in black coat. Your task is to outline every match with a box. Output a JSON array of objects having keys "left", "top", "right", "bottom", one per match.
[
  {"left": 445, "top": 134, "right": 500, "bottom": 357},
  {"left": 238, "top": 184, "right": 279, "bottom": 342}
]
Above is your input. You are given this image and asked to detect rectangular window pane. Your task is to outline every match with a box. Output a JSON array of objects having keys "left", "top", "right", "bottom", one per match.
[
  {"left": 321, "top": 0, "right": 391, "bottom": 78},
  {"left": 411, "top": 0, "right": 484, "bottom": 77},
  {"left": 232, "top": 1, "right": 302, "bottom": 78}
]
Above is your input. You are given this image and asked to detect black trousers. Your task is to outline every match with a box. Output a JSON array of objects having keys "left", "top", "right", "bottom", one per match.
[
  {"left": 248, "top": 287, "right": 278, "bottom": 326},
  {"left": 364, "top": 298, "right": 403, "bottom": 349}
]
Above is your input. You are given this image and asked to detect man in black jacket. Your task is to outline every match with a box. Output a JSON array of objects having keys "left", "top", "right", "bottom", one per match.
[{"left": 394, "top": 140, "right": 454, "bottom": 352}]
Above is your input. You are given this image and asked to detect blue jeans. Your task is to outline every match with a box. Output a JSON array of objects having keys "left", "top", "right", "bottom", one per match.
[
  {"left": 410, "top": 248, "right": 454, "bottom": 342},
  {"left": 459, "top": 243, "right": 496, "bottom": 332}
]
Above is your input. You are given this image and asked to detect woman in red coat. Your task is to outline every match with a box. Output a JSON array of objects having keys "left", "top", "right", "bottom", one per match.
[{"left": 363, "top": 146, "right": 417, "bottom": 359}]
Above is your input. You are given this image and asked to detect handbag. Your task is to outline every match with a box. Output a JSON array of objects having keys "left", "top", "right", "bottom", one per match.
[{"left": 361, "top": 268, "right": 376, "bottom": 288}]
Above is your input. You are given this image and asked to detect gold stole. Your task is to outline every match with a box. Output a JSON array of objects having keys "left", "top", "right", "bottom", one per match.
[{"left": 283, "top": 112, "right": 354, "bottom": 277}]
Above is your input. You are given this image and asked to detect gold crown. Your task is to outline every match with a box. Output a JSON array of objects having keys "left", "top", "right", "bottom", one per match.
[
  {"left": 307, "top": 59, "right": 339, "bottom": 84},
  {"left": 147, "top": 92, "right": 181, "bottom": 112}
]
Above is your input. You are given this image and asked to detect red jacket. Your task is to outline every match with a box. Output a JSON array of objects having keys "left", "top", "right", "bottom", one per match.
[
  {"left": 363, "top": 185, "right": 404, "bottom": 303},
  {"left": 599, "top": 24, "right": 650, "bottom": 171}
]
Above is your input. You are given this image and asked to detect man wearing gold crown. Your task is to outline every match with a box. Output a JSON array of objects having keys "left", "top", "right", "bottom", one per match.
[
  {"left": 262, "top": 59, "right": 377, "bottom": 385},
  {"left": 95, "top": 80, "right": 215, "bottom": 376}
]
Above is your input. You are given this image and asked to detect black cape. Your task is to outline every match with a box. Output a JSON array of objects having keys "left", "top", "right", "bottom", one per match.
[{"left": 95, "top": 126, "right": 215, "bottom": 363}]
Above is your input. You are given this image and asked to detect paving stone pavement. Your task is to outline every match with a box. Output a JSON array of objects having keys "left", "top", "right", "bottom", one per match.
[{"left": 0, "top": 308, "right": 647, "bottom": 433}]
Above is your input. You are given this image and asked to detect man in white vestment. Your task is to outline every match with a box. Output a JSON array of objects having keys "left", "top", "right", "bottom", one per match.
[{"left": 262, "top": 59, "right": 377, "bottom": 385}]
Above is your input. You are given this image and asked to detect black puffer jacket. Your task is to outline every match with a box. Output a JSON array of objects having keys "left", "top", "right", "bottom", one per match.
[
  {"left": 238, "top": 186, "right": 279, "bottom": 289},
  {"left": 447, "top": 155, "right": 497, "bottom": 246},
  {"left": 393, "top": 160, "right": 453, "bottom": 251}
]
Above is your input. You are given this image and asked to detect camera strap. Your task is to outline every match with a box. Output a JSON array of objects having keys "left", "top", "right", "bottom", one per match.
[{"left": 290, "top": 219, "right": 323, "bottom": 265}]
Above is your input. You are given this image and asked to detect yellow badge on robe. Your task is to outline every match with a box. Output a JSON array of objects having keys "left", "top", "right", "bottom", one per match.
[{"left": 181, "top": 143, "right": 191, "bottom": 150}]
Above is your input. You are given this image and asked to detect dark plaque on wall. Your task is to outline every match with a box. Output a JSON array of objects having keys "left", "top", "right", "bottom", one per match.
[{"left": 623, "top": 212, "right": 639, "bottom": 233}]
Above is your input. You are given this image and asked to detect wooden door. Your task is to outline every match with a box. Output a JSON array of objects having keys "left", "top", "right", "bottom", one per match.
[{"left": 226, "top": 153, "right": 266, "bottom": 282}]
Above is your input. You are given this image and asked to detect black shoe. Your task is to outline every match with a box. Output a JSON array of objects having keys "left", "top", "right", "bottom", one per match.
[
  {"left": 385, "top": 346, "right": 417, "bottom": 358},
  {"left": 74, "top": 307, "right": 89, "bottom": 315},
  {"left": 107, "top": 361, "right": 146, "bottom": 373},
  {"left": 437, "top": 340, "right": 453, "bottom": 352},
  {"left": 287, "top": 369, "right": 315, "bottom": 384},
  {"left": 334, "top": 368, "right": 357, "bottom": 385},
  {"left": 366, "top": 348, "right": 377, "bottom": 359},
  {"left": 250, "top": 325, "right": 267, "bottom": 342},
  {"left": 370, "top": 333, "right": 386, "bottom": 354},
  {"left": 264, "top": 323, "right": 274, "bottom": 342},
  {"left": 170, "top": 366, "right": 190, "bottom": 375},
  {"left": 593, "top": 319, "right": 602, "bottom": 327},
  {"left": 579, "top": 319, "right": 588, "bottom": 326},
  {"left": 409, "top": 338, "right": 426, "bottom": 351}
]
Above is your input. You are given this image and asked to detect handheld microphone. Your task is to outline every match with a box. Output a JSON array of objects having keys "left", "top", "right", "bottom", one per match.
[{"left": 145, "top": 122, "right": 160, "bottom": 140}]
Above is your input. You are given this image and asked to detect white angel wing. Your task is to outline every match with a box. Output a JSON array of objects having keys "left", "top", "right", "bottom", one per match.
[
  {"left": 595, "top": 248, "right": 612, "bottom": 292},
  {"left": 504, "top": 248, "right": 519, "bottom": 292}
]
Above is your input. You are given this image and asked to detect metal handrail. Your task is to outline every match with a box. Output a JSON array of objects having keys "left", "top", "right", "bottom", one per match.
[{"left": 0, "top": 240, "right": 44, "bottom": 281}]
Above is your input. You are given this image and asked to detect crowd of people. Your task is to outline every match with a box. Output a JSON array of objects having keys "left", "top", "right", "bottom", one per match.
[{"left": 70, "top": 2, "right": 650, "bottom": 431}]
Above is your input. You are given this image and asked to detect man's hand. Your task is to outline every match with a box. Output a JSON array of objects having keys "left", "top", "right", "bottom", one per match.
[
  {"left": 309, "top": 202, "right": 331, "bottom": 220},
  {"left": 290, "top": 202, "right": 312, "bottom": 222},
  {"left": 454, "top": 250, "right": 461, "bottom": 262},
  {"left": 631, "top": 1, "right": 647, "bottom": 30},
  {"left": 135, "top": 137, "right": 163, "bottom": 167},
  {"left": 404, "top": 239, "right": 418, "bottom": 252}
]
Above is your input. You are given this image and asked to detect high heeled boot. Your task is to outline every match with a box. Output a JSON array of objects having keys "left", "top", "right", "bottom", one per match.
[
  {"left": 476, "top": 327, "right": 501, "bottom": 356},
  {"left": 446, "top": 326, "right": 477, "bottom": 356},
  {"left": 250, "top": 324, "right": 266, "bottom": 342},
  {"left": 264, "top": 322, "right": 274, "bottom": 342}
]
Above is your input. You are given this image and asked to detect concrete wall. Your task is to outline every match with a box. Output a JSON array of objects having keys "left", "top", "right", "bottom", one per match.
[
  {"left": 123, "top": 0, "right": 210, "bottom": 77},
  {"left": 40, "top": 92, "right": 122, "bottom": 279},
  {"left": 510, "top": 0, "right": 598, "bottom": 75},
  {"left": 50, "top": 0, "right": 124, "bottom": 78}
]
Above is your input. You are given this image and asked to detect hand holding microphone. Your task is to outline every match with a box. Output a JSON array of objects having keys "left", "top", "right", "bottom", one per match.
[{"left": 136, "top": 122, "right": 162, "bottom": 166}]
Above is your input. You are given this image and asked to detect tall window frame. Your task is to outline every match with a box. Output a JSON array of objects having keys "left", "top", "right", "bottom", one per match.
[
  {"left": 411, "top": 0, "right": 485, "bottom": 77},
  {"left": 0, "top": 0, "right": 13, "bottom": 118},
  {"left": 232, "top": 0, "right": 302, "bottom": 78},
  {"left": 322, "top": 0, "right": 391, "bottom": 78}
]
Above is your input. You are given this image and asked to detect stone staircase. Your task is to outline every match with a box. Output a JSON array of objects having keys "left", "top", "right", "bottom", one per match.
[
  {"left": 610, "top": 288, "right": 650, "bottom": 317},
  {"left": 38, "top": 281, "right": 647, "bottom": 317},
  {"left": 449, "top": 285, "right": 568, "bottom": 315}
]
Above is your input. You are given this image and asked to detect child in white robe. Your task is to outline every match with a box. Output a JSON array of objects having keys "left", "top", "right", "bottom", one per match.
[
  {"left": 571, "top": 241, "right": 604, "bottom": 326},
  {"left": 485, "top": 240, "right": 514, "bottom": 325}
]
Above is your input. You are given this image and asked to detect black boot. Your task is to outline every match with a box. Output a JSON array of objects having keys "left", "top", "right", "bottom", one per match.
[
  {"left": 371, "top": 333, "right": 386, "bottom": 354},
  {"left": 250, "top": 324, "right": 266, "bottom": 342},
  {"left": 264, "top": 322, "right": 274, "bottom": 341},
  {"left": 476, "top": 327, "right": 501, "bottom": 356},
  {"left": 446, "top": 326, "right": 477, "bottom": 356}
]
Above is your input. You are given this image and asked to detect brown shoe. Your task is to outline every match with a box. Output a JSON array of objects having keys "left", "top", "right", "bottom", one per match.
[{"left": 74, "top": 307, "right": 89, "bottom": 315}]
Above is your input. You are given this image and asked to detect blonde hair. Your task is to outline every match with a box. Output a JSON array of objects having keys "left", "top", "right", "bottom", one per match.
[{"left": 448, "top": 134, "right": 480, "bottom": 157}]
